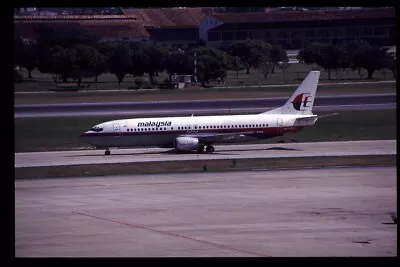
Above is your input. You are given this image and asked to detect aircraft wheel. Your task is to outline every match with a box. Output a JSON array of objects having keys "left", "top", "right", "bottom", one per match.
[
  {"left": 105, "top": 150, "right": 111, "bottom": 156},
  {"left": 206, "top": 146, "right": 215, "bottom": 153},
  {"left": 197, "top": 145, "right": 205, "bottom": 153}
]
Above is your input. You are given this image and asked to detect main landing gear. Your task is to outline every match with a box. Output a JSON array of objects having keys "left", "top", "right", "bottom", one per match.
[
  {"left": 197, "top": 145, "right": 205, "bottom": 153},
  {"left": 206, "top": 145, "right": 215, "bottom": 153},
  {"left": 197, "top": 145, "right": 215, "bottom": 153},
  {"left": 105, "top": 149, "right": 110, "bottom": 156}
]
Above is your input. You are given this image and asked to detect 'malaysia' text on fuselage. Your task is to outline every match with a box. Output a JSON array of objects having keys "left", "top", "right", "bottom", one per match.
[{"left": 137, "top": 121, "right": 172, "bottom": 127}]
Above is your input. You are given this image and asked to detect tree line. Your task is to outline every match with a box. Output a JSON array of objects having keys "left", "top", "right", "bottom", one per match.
[
  {"left": 14, "top": 24, "right": 395, "bottom": 87},
  {"left": 297, "top": 41, "right": 396, "bottom": 80}
]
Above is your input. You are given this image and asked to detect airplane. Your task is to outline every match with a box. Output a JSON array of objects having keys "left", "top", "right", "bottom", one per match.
[{"left": 80, "top": 71, "right": 332, "bottom": 155}]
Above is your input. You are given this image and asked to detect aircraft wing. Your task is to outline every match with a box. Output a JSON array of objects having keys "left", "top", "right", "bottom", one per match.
[{"left": 181, "top": 131, "right": 256, "bottom": 144}]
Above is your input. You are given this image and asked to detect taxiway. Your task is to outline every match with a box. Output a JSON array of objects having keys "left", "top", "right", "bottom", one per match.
[
  {"left": 15, "top": 140, "right": 396, "bottom": 168},
  {"left": 15, "top": 167, "right": 397, "bottom": 257}
]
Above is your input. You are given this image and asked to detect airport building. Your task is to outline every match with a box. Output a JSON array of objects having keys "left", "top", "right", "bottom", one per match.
[
  {"left": 14, "top": 7, "right": 395, "bottom": 50},
  {"left": 200, "top": 7, "right": 395, "bottom": 50},
  {"left": 121, "top": 8, "right": 213, "bottom": 49},
  {"left": 13, "top": 15, "right": 150, "bottom": 43}
]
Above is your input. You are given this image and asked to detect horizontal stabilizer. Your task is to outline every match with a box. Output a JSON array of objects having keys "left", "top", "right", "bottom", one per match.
[
  {"left": 295, "top": 115, "right": 318, "bottom": 122},
  {"left": 317, "top": 113, "right": 339, "bottom": 119}
]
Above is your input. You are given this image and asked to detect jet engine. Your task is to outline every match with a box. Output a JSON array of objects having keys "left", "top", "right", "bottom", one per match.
[{"left": 174, "top": 136, "right": 199, "bottom": 151}]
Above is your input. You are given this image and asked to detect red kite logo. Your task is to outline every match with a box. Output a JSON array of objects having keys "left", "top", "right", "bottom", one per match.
[{"left": 292, "top": 93, "right": 312, "bottom": 111}]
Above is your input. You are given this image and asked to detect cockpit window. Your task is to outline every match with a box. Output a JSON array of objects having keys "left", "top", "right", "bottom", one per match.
[{"left": 91, "top": 126, "right": 103, "bottom": 132}]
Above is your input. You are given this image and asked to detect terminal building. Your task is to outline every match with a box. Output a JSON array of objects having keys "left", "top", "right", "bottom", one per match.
[
  {"left": 14, "top": 15, "right": 150, "bottom": 42},
  {"left": 14, "top": 7, "right": 395, "bottom": 50},
  {"left": 200, "top": 7, "right": 395, "bottom": 50}
]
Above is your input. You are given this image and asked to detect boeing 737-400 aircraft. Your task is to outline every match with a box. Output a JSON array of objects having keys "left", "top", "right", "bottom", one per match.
[{"left": 80, "top": 71, "right": 328, "bottom": 155}]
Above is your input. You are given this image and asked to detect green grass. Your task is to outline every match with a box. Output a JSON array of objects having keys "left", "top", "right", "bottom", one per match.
[
  {"left": 14, "top": 109, "right": 396, "bottom": 153},
  {"left": 14, "top": 155, "right": 396, "bottom": 179},
  {"left": 14, "top": 64, "right": 395, "bottom": 93},
  {"left": 14, "top": 82, "right": 396, "bottom": 105}
]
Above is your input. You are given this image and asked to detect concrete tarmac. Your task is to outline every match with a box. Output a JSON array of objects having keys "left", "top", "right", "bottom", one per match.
[
  {"left": 15, "top": 167, "right": 397, "bottom": 257},
  {"left": 15, "top": 140, "right": 396, "bottom": 168}
]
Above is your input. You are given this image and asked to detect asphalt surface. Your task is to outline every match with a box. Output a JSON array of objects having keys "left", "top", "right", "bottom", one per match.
[
  {"left": 15, "top": 167, "right": 397, "bottom": 257},
  {"left": 14, "top": 93, "right": 396, "bottom": 118},
  {"left": 15, "top": 140, "right": 396, "bottom": 168}
]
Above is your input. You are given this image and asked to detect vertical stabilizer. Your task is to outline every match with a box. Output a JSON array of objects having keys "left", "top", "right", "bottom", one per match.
[{"left": 262, "top": 71, "right": 320, "bottom": 115}]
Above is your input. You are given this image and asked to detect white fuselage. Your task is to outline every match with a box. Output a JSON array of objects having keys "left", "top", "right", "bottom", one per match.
[
  {"left": 80, "top": 71, "right": 321, "bottom": 153},
  {"left": 80, "top": 113, "right": 315, "bottom": 149}
]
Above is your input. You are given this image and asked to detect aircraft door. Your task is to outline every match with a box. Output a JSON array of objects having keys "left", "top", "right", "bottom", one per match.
[
  {"left": 277, "top": 118, "right": 284, "bottom": 133},
  {"left": 113, "top": 123, "right": 121, "bottom": 137}
]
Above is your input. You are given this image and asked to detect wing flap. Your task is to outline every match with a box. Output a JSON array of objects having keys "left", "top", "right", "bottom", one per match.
[{"left": 181, "top": 132, "right": 250, "bottom": 143}]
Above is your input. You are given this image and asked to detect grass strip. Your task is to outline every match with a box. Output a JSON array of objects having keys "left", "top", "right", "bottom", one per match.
[
  {"left": 14, "top": 82, "right": 396, "bottom": 105},
  {"left": 15, "top": 155, "right": 396, "bottom": 180}
]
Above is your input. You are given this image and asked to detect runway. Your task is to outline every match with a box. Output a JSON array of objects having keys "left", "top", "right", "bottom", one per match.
[
  {"left": 15, "top": 140, "right": 396, "bottom": 168},
  {"left": 14, "top": 93, "right": 396, "bottom": 118},
  {"left": 15, "top": 167, "right": 397, "bottom": 257}
]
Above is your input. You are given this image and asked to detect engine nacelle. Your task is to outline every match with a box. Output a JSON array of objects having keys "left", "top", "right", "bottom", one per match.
[{"left": 174, "top": 136, "right": 199, "bottom": 151}]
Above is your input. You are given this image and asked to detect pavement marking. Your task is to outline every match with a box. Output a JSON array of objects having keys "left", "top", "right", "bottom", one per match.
[{"left": 73, "top": 211, "right": 270, "bottom": 257}]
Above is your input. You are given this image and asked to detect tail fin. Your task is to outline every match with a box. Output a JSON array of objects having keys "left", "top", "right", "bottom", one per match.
[{"left": 262, "top": 71, "right": 320, "bottom": 115}]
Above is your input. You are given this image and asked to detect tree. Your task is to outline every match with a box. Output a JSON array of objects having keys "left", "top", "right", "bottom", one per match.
[
  {"left": 35, "top": 23, "right": 101, "bottom": 81},
  {"left": 69, "top": 44, "right": 107, "bottom": 85},
  {"left": 277, "top": 61, "right": 290, "bottom": 76},
  {"left": 14, "top": 37, "right": 37, "bottom": 78},
  {"left": 107, "top": 44, "right": 133, "bottom": 85},
  {"left": 129, "top": 42, "right": 169, "bottom": 84},
  {"left": 385, "top": 55, "right": 396, "bottom": 78},
  {"left": 128, "top": 42, "right": 147, "bottom": 77},
  {"left": 165, "top": 52, "right": 193, "bottom": 80},
  {"left": 269, "top": 45, "right": 288, "bottom": 74},
  {"left": 228, "top": 55, "right": 244, "bottom": 79},
  {"left": 146, "top": 43, "right": 169, "bottom": 83},
  {"left": 191, "top": 46, "right": 229, "bottom": 87},
  {"left": 37, "top": 45, "right": 75, "bottom": 83},
  {"left": 345, "top": 40, "right": 371, "bottom": 76},
  {"left": 254, "top": 54, "right": 272, "bottom": 79},
  {"left": 228, "top": 39, "right": 271, "bottom": 74},
  {"left": 298, "top": 43, "right": 341, "bottom": 80},
  {"left": 351, "top": 46, "right": 391, "bottom": 79}
]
